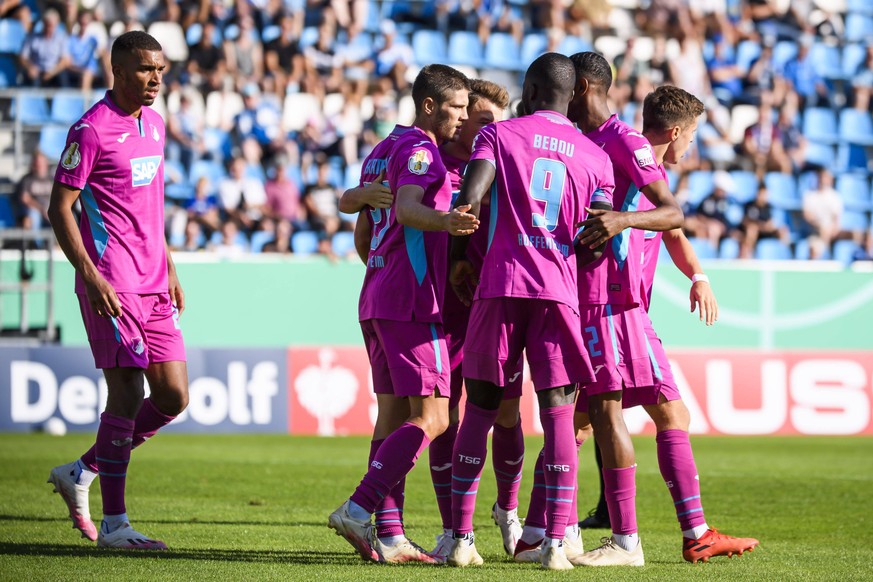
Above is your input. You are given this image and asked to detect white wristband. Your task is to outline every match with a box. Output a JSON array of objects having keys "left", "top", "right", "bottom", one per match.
[{"left": 691, "top": 274, "right": 709, "bottom": 284}]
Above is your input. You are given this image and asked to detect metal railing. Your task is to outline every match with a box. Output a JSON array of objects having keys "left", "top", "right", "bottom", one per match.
[{"left": 0, "top": 227, "right": 56, "bottom": 342}]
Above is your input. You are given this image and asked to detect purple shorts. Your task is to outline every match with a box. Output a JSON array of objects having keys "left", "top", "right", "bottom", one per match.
[
  {"left": 463, "top": 297, "right": 593, "bottom": 391},
  {"left": 78, "top": 293, "right": 186, "bottom": 369},
  {"left": 361, "top": 318, "right": 451, "bottom": 398}
]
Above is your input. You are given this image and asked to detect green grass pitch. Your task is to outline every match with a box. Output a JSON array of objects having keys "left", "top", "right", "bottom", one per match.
[{"left": 0, "top": 433, "right": 870, "bottom": 581}]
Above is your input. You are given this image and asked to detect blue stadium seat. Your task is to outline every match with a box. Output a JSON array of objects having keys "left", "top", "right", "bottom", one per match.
[
  {"left": 412, "top": 30, "right": 448, "bottom": 66},
  {"left": 291, "top": 231, "right": 320, "bottom": 255},
  {"left": 833, "top": 240, "right": 861, "bottom": 265},
  {"left": 840, "top": 209, "right": 870, "bottom": 232},
  {"left": 735, "top": 40, "right": 762, "bottom": 72},
  {"left": 842, "top": 44, "right": 867, "bottom": 77},
  {"left": 557, "top": 35, "right": 592, "bottom": 57},
  {"left": 804, "top": 142, "right": 836, "bottom": 167},
  {"left": 15, "top": 93, "right": 50, "bottom": 124},
  {"left": 848, "top": 0, "right": 873, "bottom": 15},
  {"left": 837, "top": 143, "right": 870, "bottom": 173},
  {"left": 331, "top": 231, "right": 357, "bottom": 257},
  {"left": 687, "top": 171, "right": 714, "bottom": 207},
  {"left": 261, "top": 25, "right": 280, "bottom": 43},
  {"left": 50, "top": 92, "right": 86, "bottom": 124},
  {"left": 794, "top": 238, "right": 812, "bottom": 260},
  {"left": 764, "top": 172, "right": 800, "bottom": 210},
  {"left": 188, "top": 160, "right": 226, "bottom": 186},
  {"left": 0, "top": 19, "right": 26, "bottom": 53},
  {"left": 203, "top": 127, "right": 232, "bottom": 161},
  {"left": 772, "top": 41, "right": 798, "bottom": 70},
  {"left": 521, "top": 33, "right": 547, "bottom": 67},
  {"left": 38, "top": 126, "right": 69, "bottom": 161},
  {"left": 810, "top": 43, "right": 843, "bottom": 79},
  {"left": 803, "top": 107, "right": 839, "bottom": 144},
  {"left": 300, "top": 26, "right": 319, "bottom": 48},
  {"left": 729, "top": 170, "right": 759, "bottom": 204},
  {"left": 448, "top": 31, "right": 484, "bottom": 68},
  {"left": 725, "top": 202, "right": 744, "bottom": 226},
  {"left": 688, "top": 237, "right": 717, "bottom": 260},
  {"left": 839, "top": 108, "right": 873, "bottom": 146},
  {"left": 0, "top": 55, "right": 16, "bottom": 87},
  {"left": 484, "top": 32, "right": 521, "bottom": 71},
  {"left": 164, "top": 159, "right": 187, "bottom": 184},
  {"left": 836, "top": 174, "right": 872, "bottom": 211},
  {"left": 719, "top": 237, "right": 740, "bottom": 259},
  {"left": 0, "top": 194, "right": 15, "bottom": 227},
  {"left": 846, "top": 13, "right": 873, "bottom": 43},
  {"left": 250, "top": 231, "right": 276, "bottom": 254},
  {"left": 755, "top": 239, "right": 792, "bottom": 260},
  {"left": 344, "top": 161, "right": 363, "bottom": 190}
]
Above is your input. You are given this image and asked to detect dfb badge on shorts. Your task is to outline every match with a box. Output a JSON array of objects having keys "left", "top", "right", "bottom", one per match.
[{"left": 408, "top": 149, "right": 431, "bottom": 175}]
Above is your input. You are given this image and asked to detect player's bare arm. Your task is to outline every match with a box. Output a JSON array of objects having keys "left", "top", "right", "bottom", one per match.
[
  {"left": 576, "top": 179, "right": 683, "bottom": 248},
  {"left": 353, "top": 212, "right": 371, "bottom": 264},
  {"left": 449, "top": 158, "right": 494, "bottom": 305},
  {"left": 47, "top": 181, "right": 122, "bottom": 319},
  {"left": 165, "top": 240, "right": 185, "bottom": 315},
  {"left": 338, "top": 169, "right": 393, "bottom": 213},
  {"left": 663, "top": 228, "right": 718, "bottom": 325},
  {"left": 395, "top": 183, "right": 478, "bottom": 234}
]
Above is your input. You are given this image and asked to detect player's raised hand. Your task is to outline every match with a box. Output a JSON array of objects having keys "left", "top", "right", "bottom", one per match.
[
  {"left": 450, "top": 258, "right": 479, "bottom": 306},
  {"left": 363, "top": 169, "right": 393, "bottom": 209},
  {"left": 690, "top": 280, "right": 718, "bottom": 325},
  {"left": 447, "top": 204, "right": 479, "bottom": 236},
  {"left": 85, "top": 274, "right": 122, "bottom": 319},
  {"left": 576, "top": 206, "right": 628, "bottom": 249}
]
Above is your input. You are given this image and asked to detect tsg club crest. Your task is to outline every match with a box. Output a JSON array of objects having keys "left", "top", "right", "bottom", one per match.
[
  {"left": 152, "top": 124, "right": 160, "bottom": 141},
  {"left": 408, "top": 149, "right": 431, "bottom": 175},
  {"left": 61, "top": 142, "right": 81, "bottom": 170}
]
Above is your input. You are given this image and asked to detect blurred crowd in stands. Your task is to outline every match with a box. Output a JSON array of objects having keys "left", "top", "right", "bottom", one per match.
[{"left": 3, "top": 0, "right": 873, "bottom": 263}]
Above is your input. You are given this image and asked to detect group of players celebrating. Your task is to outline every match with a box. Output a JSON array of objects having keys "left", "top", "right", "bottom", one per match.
[{"left": 328, "top": 52, "right": 759, "bottom": 569}]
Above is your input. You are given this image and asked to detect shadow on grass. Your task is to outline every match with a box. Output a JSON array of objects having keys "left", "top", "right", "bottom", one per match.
[
  {"left": 0, "top": 542, "right": 368, "bottom": 565},
  {"left": 0, "top": 514, "right": 327, "bottom": 528}
]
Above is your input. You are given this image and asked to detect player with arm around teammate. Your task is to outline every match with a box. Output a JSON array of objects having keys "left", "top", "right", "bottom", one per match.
[{"left": 46, "top": 31, "right": 188, "bottom": 550}]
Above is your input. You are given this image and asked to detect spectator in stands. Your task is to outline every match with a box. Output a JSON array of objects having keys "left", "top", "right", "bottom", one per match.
[
  {"left": 802, "top": 168, "right": 843, "bottom": 259},
  {"left": 698, "top": 105, "right": 737, "bottom": 169},
  {"left": 475, "top": 0, "right": 525, "bottom": 45},
  {"left": 691, "top": 170, "right": 736, "bottom": 249},
  {"left": 14, "top": 149, "right": 52, "bottom": 230},
  {"left": 851, "top": 44, "right": 873, "bottom": 112},
  {"left": 180, "top": 219, "right": 205, "bottom": 252},
  {"left": 186, "top": 20, "right": 227, "bottom": 94},
  {"left": 781, "top": 36, "right": 828, "bottom": 109},
  {"left": 219, "top": 157, "right": 268, "bottom": 232},
  {"left": 19, "top": 8, "right": 70, "bottom": 87},
  {"left": 211, "top": 220, "right": 248, "bottom": 258},
  {"left": 303, "top": 13, "right": 344, "bottom": 98},
  {"left": 264, "top": 156, "right": 305, "bottom": 229},
  {"left": 67, "top": 10, "right": 102, "bottom": 91},
  {"left": 264, "top": 11, "right": 305, "bottom": 97},
  {"left": 0, "top": 1, "right": 33, "bottom": 33},
  {"left": 742, "top": 94, "right": 792, "bottom": 175},
  {"left": 739, "top": 183, "right": 790, "bottom": 258},
  {"left": 186, "top": 176, "right": 222, "bottom": 237},
  {"left": 776, "top": 98, "right": 806, "bottom": 171},
  {"left": 167, "top": 91, "right": 206, "bottom": 172},
  {"left": 302, "top": 157, "right": 341, "bottom": 253},
  {"left": 262, "top": 218, "right": 294, "bottom": 254},
  {"left": 745, "top": 43, "right": 778, "bottom": 103},
  {"left": 707, "top": 39, "right": 744, "bottom": 106},
  {"left": 224, "top": 14, "right": 264, "bottom": 86},
  {"left": 374, "top": 20, "right": 414, "bottom": 93},
  {"left": 233, "top": 82, "right": 285, "bottom": 158}
]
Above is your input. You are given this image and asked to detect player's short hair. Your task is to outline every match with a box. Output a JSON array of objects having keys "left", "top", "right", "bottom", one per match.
[
  {"left": 569, "top": 51, "right": 613, "bottom": 91},
  {"left": 525, "top": 52, "right": 576, "bottom": 97},
  {"left": 468, "top": 79, "right": 510, "bottom": 110},
  {"left": 411, "top": 64, "right": 470, "bottom": 114},
  {"left": 111, "top": 31, "right": 163, "bottom": 65},
  {"left": 642, "top": 85, "right": 705, "bottom": 132}
]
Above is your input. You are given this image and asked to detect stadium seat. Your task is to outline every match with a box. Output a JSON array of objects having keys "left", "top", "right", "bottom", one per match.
[
  {"left": 846, "top": 13, "right": 873, "bottom": 43},
  {"left": 0, "top": 19, "right": 26, "bottom": 54},
  {"left": 344, "top": 161, "right": 363, "bottom": 190},
  {"left": 412, "top": 30, "right": 448, "bottom": 66},
  {"left": 810, "top": 42, "right": 843, "bottom": 79},
  {"left": 772, "top": 41, "right": 798, "bottom": 70},
  {"left": 794, "top": 238, "right": 812, "bottom": 260},
  {"left": 0, "top": 194, "right": 15, "bottom": 227},
  {"left": 0, "top": 55, "right": 16, "bottom": 87},
  {"left": 331, "top": 231, "right": 357, "bottom": 257},
  {"left": 840, "top": 209, "right": 870, "bottom": 232},
  {"left": 250, "top": 231, "right": 276, "bottom": 254},
  {"left": 848, "top": 0, "right": 873, "bottom": 15},
  {"left": 50, "top": 92, "right": 86, "bottom": 124},
  {"left": 729, "top": 170, "right": 759, "bottom": 204},
  {"left": 448, "top": 31, "right": 484, "bottom": 68},
  {"left": 521, "top": 33, "right": 548, "bottom": 67},
  {"left": 755, "top": 239, "right": 792, "bottom": 260},
  {"left": 205, "top": 90, "right": 244, "bottom": 129},
  {"left": 729, "top": 104, "right": 759, "bottom": 143},
  {"left": 804, "top": 142, "right": 836, "bottom": 167},
  {"left": 687, "top": 171, "right": 714, "bottom": 207},
  {"left": 188, "top": 160, "right": 225, "bottom": 186},
  {"left": 764, "top": 172, "right": 800, "bottom": 210},
  {"left": 164, "top": 159, "right": 187, "bottom": 185},
  {"left": 15, "top": 93, "right": 50, "bottom": 124},
  {"left": 282, "top": 92, "right": 321, "bottom": 132},
  {"left": 803, "top": 107, "right": 839, "bottom": 144},
  {"left": 735, "top": 40, "right": 762, "bottom": 73},
  {"left": 300, "top": 26, "right": 319, "bottom": 48},
  {"left": 837, "top": 143, "right": 870, "bottom": 173},
  {"left": 147, "top": 22, "right": 188, "bottom": 62},
  {"left": 261, "top": 24, "right": 280, "bottom": 43},
  {"left": 38, "top": 126, "right": 69, "bottom": 161},
  {"left": 484, "top": 32, "right": 521, "bottom": 71},
  {"left": 291, "top": 231, "right": 320, "bottom": 255},
  {"left": 557, "top": 35, "right": 592, "bottom": 58},
  {"left": 842, "top": 43, "right": 867, "bottom": 78},
  {"left": 725, "top": 202, "right": 744, "bottom": 226},
  {"left": 203, "top": 127, "right": 232, "bottom": 161},
  {"left": 719, "top": 237, "right": 740, "bottom": 259},
  {"left": 838, "top": 109, "right": 873, "bottom": 146},
  {"left": 688, "top": 237, "right": 717, "bottom": 260},
  {"left": 836, "top": 174, "right": 872, "bottom": 211},
  {"left": 833, "top": 240, "right": 861, "bottom": 266}
]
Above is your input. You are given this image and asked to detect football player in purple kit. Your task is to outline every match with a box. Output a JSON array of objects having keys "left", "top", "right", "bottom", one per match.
[
  {"left": 46, "top": 31, "right": 187, "bottom": 550},
  {"left": 446, "top": 53, "right": 615, "bottom": 571},
  {"left": 428, "top": 79, "right": 527, "bottom": 561},
  {"left": 328, "top": 64, "right": 479, "bottom": 564}
]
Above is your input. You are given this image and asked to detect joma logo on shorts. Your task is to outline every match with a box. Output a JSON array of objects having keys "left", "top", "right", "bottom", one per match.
[{"left": 130, "top": 155, "right": 162, "bottom": 187}]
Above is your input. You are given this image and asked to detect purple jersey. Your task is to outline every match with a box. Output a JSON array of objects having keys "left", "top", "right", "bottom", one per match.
[
  {"left": 358, "top": 126, "right": 453, "bottom": 322},
  {"left": 637, "top": 167, "right": 669, "bottom": 312},
  {"left": 579, "top": 114, "right": 666, "bottom": 306},
  {"left": 470, "top": 111, "right": 614, "bottom": 310},
  {"left": 54, "top": 92, "right": 167, "bottom": 294}
]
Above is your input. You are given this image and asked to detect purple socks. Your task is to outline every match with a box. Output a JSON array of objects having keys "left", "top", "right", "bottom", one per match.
[
  {"left": 657, "top": 429, "right": 706, "bottom": 531},
  {"left": 539, "top": 403, "right": 578, "bottom": 539},
  {"left": 95, "top": 412, "right": 135, "bottom": 516},
  {"left": 603, "top": 465, "right": 637, "bottom": 535},
  {"left": 492, "top": 420, "right": 525, "bottom": 511},
  {"left": 451, "top": 402, "right": 498, "bottom": 535},
  {"left": 429, "top": 422, "right": 458, "bottom": 530}
]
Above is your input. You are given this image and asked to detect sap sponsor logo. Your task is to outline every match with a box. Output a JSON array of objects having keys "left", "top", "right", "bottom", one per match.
[
  {"left": 545, "top": 464, "right": 571, "bottom": 472},
  {"left": 9, "top": 360, "right": 279, "bottom": 428},
  {"left": 457, "top": 454, "right": 481, "bottom": 465},
  {"left": 130, "top": 155, "right": 162, "bottom": 187}
]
